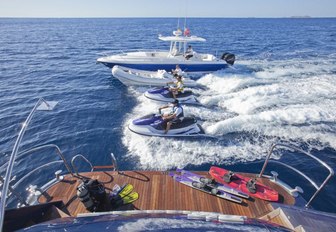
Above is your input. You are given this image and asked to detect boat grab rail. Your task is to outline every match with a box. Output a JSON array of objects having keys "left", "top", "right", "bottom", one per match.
[
  {"left": 267, "top": 160, "right": 319, "bottom": 189},
  {"left": 259, "top": 143, "right": 334, "bottom": 208},
  {"left": 97, "top": 49, "right": 167, "bottom": 57},
  {"left": 71, "top": 154, "right": 94, "bottom": 176},
  {"left": 16, "top": 144, "right": 74, "bottom": 176},
  {"left": 71, "top": 153, "right": 118, "bottom": 176},
  {"left": 0, "top": 98, "right": 58, "bottom": 231},
  {"left": 12, "top": 160, "right": 63, "bottom": 190},
  {"left": 0, "top": 176, "right": 28, "bottom": 207},
  {"left": 0, "top": 144, "right": 74, "bottom": 207}
]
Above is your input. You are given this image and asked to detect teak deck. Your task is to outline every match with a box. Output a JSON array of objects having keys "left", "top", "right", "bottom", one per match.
[{"left": 39, "top": 171, "right": 295, "bottom": 219}]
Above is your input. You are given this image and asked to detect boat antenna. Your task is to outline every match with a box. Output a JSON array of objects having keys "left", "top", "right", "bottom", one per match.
[
  {"left": 177, "top": 18, "right": 180, "bottom": 29},
  {"left": 184, "top": 0, "right": 188, "bottom": 29}
]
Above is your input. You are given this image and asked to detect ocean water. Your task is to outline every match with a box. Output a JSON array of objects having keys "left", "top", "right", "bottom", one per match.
[{"left": 0, "top": 18, "right": 335, "bottom": 213}]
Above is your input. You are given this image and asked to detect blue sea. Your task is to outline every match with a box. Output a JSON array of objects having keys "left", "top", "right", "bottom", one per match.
[{"left": 0, "top": 18, "right": 335, "bottom": 213}]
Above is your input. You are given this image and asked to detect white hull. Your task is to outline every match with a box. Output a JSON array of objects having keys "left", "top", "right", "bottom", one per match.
[
  {"left": 111, "top": 65, "right": 198, "bottom": 87},
  {"left": 144, "top": 91, "right": 199, "bottom": 104},
  {"left": 128, "top": 121, "right": 203, "bottom": 137},
  {"left": 97, "top": 29, "right": 234, "bottom": 73}
]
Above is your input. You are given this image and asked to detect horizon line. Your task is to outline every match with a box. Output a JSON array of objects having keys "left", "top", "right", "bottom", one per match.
[{"left": 0, "top": 16, "right": 335, "bottom": 19}]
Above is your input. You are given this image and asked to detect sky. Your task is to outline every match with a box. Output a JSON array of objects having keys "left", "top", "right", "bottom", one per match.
[{"left": 0, "top": 0, "right": 335, "bottom": 18}]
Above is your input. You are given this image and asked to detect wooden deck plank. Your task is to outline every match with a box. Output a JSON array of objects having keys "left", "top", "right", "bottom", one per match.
[{"left": 39, "top": 171, "right": 295, "bottom": 219}]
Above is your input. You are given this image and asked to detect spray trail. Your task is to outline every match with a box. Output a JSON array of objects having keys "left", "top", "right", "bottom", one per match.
[{"left": 122, "top": 57, "right": 336, "bottom": 170}]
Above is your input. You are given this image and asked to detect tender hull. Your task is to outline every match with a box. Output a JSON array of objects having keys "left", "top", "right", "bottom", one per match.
[{"left": 111, "top": 65, "right": 198, "bottom": 87}]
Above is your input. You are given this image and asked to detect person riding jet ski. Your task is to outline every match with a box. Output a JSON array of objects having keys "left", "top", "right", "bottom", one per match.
[
  {"left": 159, "top": 99, "right": 184, "bottom": 134},
  {"left": 128, "top": 100, "right": 203, "bottom": 137},
  {"left": 166, "top": 75, "right": 184, "bottom": 99},
  {"left": 171, "top": 64, "right": 183, "bottom": 77},
  {"left": 145, "top": 74, "right": 198, "bottom": 104}
]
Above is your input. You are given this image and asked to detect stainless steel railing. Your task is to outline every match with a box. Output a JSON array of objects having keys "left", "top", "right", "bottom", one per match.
[
  {"left": 71, "top": 154, "right": 94, "bottom": 176},
  {"left": 0, "top": 144, "right": 75, "bottom": 207},
  {"left": 0, "top": 98, "right": 58, "bottom": 230},
  {"left": 259, "top": 143, "right": 334, "bottom": 208},
  {"left": 17, "top": 144, "right": 74, "bottom": 176},
  {"left": 0, "top": 98, "right": 120, "bottom": 232},
  {"left": 71, "top": 153, "right": 118, "bottom": 176},
  {"left": 97, "top": 49, "right": 167, "bottom": 57}
]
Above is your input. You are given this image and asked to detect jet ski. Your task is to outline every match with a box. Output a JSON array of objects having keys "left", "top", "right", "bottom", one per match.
[
  {"left": 128, "top": 114, "right": 204, "bottom": 137},
  {"left": 144, "top": 87, "right": 199, "bottom": 104}
]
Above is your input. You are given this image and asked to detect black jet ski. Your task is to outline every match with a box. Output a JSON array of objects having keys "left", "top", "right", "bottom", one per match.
[
  {"left": 144, "top": 87, "right": 199, "bottom": 104},
  {"left": 128, "top": 114, "right": 204, "bottom": 137}
]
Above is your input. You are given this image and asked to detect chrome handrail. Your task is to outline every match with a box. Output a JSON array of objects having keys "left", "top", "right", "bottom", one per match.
[
  {"left": 71, "top": 153, "right": 118, "bottom": 174},
  {"left": 97, "top": 49, "right": 168, "bottom": 57},
  {"left": 110, "top": 152, "right": 118, "bottom": 171},
  {"left": 0, "top": 98, "right": 57, "bottom": 230},
  {"left": 71, "top": 154, "right": 94, "bottom": 176},
  {"left": 13, "top": 161, "right": 63, "bottom": 190},
  {"left": 17, "top": 144, "right": 74, "bottom": 176},
  {"left": 0, "top": 176, "right": 28, "bottom": 207},
  {"left": 259, "top": 143, "right": 334, "bottom": 208},
  {"left": 267, "top": 160, "right": 319, "bottom": 189},
  {"left": 0, "top": 145, "right": 74, "bottom": 207}
]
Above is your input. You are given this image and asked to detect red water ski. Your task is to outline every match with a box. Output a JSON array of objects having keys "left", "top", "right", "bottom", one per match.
[{"left": 209, "top": 166, "right": 279, "bottom": 202}]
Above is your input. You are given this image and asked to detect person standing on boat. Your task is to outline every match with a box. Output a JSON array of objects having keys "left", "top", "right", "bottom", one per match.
[
  {"left": 172, "top": 64, "right": 182, "bottom": 77},
  {"left": 159, "top": 99, "right": 184, "bottom": 134},
  {"left": 167, "top": 75, "right": 184, "bottom": 99},
  {"left": 185, "top": 45, "right": 194, "bottom": 60}
]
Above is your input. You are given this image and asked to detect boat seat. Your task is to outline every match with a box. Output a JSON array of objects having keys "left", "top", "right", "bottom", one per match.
[{"left": 203, "top": 54, "right": 214, "bottom": 61}]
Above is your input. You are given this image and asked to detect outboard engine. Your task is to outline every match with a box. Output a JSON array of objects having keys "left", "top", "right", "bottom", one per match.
[{"left": 221, "top": 52, "right": 235, "bottom": 65}]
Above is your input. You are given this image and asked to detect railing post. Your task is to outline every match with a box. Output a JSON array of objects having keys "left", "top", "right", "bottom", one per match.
[
  {"left": 259, "top": 144, "right": 276, "bottom": 178},
  {"left": 110, "top": 152, "right": 118, "bottom": 171},
  {"left": 305, "top": 173, "right": 334, "bottom": 208},
  {"left": 71, "top": 155, "right": 94, "bottom": 176},
  {"left": 0, "top": 176, "right": 28, "bottom": 207},
  {"left": 258, "top": 143, "right": 334, "bottom": 208}
]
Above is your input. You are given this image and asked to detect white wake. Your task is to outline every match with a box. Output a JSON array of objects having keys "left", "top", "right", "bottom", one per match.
[{"left": 122, "top": 57, "right": 336, "bottom": 169}]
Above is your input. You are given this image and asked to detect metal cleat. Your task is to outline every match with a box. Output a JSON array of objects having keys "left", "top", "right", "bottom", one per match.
[
  {"left": 290, "top": 186, "right": 304, "bottom": 197},
  {"left": 270, "top": 171, "right": 279, "bottom": 181},
  {"left": 55, "top": 170, "right": 64, "bottom": 181}
]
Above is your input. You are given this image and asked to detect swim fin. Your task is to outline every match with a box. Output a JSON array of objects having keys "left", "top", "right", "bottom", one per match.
[
  {"left": 111, "top": 190, "right": 139, "bottom": 207},
  {"left": 118, "top": 184, "right": 134, "bottom": 198},
  {"left": 110, "top": 183, "right": 134, "bottom": 202},
  {"left": 121, "top": 191, "right": 139, "bottom": 205}
]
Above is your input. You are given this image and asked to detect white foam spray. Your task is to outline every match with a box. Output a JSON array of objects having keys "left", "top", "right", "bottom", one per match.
[{"left": 122, "top": 57, "right": 336, "bottom": 170}]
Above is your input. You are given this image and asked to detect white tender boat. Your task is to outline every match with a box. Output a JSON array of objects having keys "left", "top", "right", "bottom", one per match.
[
  {"left": 98, "top": 28, "right": 235, "bottom": 73},
  {"left": 111, "top": 65, "right": 198, "bottom": 87}
]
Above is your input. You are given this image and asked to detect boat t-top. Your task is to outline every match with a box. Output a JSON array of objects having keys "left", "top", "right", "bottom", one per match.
[{"left": 97, "top": 28, "right": 235, "bottom": 73}]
